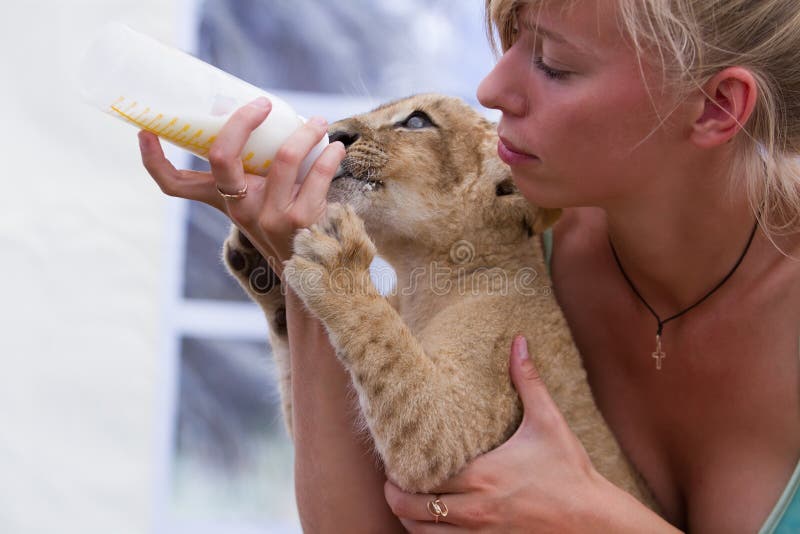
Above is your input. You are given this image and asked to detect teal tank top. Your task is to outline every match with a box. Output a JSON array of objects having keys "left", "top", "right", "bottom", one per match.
[
  {"left": 761, "top": 462, "right": 800, "bottom": 533},
  {"left": 540, "top": 228, "right": 800, "bottom": 532}
]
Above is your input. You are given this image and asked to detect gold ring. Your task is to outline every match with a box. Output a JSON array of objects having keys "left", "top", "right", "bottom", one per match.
[
  {"left": 427, "top": 496, "right": 449, "bottom": 524},
  {"left": 217, "top": 181, "right": 248, "bottom": 200}
]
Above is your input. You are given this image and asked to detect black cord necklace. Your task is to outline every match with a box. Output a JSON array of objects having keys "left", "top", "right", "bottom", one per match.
[{"left": 608, "top": 220, "right": 758, "bottom": 370}]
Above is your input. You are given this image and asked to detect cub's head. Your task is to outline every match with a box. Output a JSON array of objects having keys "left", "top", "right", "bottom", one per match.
[{"left": 327, "top": 94, "right": 559, "bottom": 258}]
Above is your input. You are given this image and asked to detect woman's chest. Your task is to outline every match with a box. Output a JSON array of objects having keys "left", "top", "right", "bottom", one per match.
[
  {"left": 582, "top": 324, "right": 800, "bottom": 532},
  {"left": 552, "top": 243, "right": 800, "bottom": 531}
]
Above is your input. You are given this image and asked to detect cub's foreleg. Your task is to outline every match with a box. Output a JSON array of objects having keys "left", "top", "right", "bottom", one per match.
[
  {"left": 222, "top": 227, "right": 293, "bottom": 437},
  {"left": 284, "top": 204, "right": 516, "bottom": 492}
]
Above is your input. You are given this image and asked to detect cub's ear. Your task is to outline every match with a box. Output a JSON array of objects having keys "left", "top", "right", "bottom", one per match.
[
  {"left": 495, "top": 178, "right": 518, "bottom": 196},
  {"left": 522, "top": 207, "right": 561, "bottom": 237},
  {"left": 527, "top": 207, "right": 562, "bottom": 235},
  {"left": 493, "top": 176, "right": 561, "bottom": 236}
]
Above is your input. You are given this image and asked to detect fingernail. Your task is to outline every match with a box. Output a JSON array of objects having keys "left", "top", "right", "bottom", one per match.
[
  {"left": 138, "top": 131, "right": 148, "bottom": 151},
  {"left": 310, "top": 116, "right": 328, "bottom": 127},
  {"left": 514, "top": 335, "right": 529, "bottom": 361},
  {"left": 250, "top": 96, "right": 271, "bottom": 109}
]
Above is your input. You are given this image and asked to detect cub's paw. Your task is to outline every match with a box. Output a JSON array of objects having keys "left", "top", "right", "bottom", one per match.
[
  {"left": 222, "top": 226, "right": 282, "bottom": 300},
  {"left": 293, "top": 203, "right": 376, "bottom": 273},
  {"left": 284, "top": 203, "right": 377, "bottom": 310}
]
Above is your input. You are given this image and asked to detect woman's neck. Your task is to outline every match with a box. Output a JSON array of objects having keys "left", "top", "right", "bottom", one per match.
[{"left": 601, "top": 161, "right": 761, "bottom": 313}]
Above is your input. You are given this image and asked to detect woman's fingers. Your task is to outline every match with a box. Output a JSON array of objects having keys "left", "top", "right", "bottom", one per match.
[
  {"left": 266, "top": 116, "right": 331, "bottom": 213},
  {"left": 139, "top": 101, "right": 337, "bottom": 267},
  {"left": 399, "top": 519, "right": 462, "bottom": 533},
  {"left": 384, "top": 481, "right": 484, "bottom": 529},
  {"left": 138, "top": 130, "right": 226, "bottom": 212},
  {"left": 291, "top": 140, "right": 346, "bottom": 218},
  {"left": 208, "top": 97, "right": 272, "bottom": 196}
]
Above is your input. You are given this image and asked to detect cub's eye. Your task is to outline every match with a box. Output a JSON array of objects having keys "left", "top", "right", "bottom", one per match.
[{"left": 398, "top": 111, "right": 436, "bottom": 129}]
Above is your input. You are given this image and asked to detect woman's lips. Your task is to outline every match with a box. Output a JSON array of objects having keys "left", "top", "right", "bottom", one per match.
[{"left": 497, "top": 137, "right": 539, "bottom": 166}]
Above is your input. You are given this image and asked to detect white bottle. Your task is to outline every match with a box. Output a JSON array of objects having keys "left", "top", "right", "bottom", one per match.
[{"left": 78, "top": 22, "right": 328, "bottom": 182}]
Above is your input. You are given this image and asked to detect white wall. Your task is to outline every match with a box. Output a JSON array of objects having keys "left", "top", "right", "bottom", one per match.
[{"left": 0, "top": 2, "right": 183, "bottom": 532}]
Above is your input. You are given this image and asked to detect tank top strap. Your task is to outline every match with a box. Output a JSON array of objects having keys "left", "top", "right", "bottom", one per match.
[
  {"left": 757, "top": 336, "right": 800, "bottom": 533},
  {"left": 759, "top": 456, "right": 800, "bottom": 533},
  {"left": 541, "top": 227, "right": 554, "bottom": 276}
]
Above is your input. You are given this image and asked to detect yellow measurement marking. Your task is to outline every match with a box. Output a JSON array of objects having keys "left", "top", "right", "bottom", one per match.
[
  {"left": 161, "top": 118, "right": 179, "bottom": 137},
  {"left": 243, "top": 152, "right": 254, "bottom": 162},
  {"left": 145, "top": 114, "right": 164, "bottom": 128},
  {"left": 174, "top": 124, "right": 191, "bottom": 142},
  {"left": 208, "top": 135, "right": 217, "bottom": 144},
  {"left": 261, "top": 159, "right": 272, "bottom": 168},
  {"left": 135, "top": 107, "right": 151, "bottom": 120},
  {"left": 109, "top": 104, "right": 212, "bottom": 153}
]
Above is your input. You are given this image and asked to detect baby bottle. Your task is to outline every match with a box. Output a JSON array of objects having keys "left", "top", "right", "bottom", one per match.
[{"left": 78, "top": 22, "right": 328, "bottom": 182}]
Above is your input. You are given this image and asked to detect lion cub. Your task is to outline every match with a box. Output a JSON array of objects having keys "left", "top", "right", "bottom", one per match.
[{"left": 222, "top": 94, "right": 655, "bottom": 506}]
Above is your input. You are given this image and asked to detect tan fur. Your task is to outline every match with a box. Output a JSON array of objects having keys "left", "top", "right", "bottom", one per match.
[{"left": 223, "top": 94, "right": 656, "bottom": 508}]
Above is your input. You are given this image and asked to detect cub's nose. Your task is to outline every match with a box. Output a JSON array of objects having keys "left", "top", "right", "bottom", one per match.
[{"left": 328, "top": 129, "right": 361, "bottom": 149}]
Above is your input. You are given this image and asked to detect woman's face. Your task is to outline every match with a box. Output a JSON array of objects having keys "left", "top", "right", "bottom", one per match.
[{"left": 478, "top": 0, "right": 689, "bottom": 209}]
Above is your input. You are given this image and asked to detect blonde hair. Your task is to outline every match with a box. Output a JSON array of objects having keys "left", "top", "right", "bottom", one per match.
[{"left": 485, "top": 0, "right": 800, "bottom": 237}]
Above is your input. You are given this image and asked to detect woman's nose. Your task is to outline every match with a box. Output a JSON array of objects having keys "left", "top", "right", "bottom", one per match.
[{"left": 477, "top": 48, "right": 528, "bottom": 117}]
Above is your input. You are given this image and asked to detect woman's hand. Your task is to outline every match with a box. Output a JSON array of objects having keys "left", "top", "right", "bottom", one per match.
[
  {"left": 384, "top": 335, "right": 611, "bottom": 533},
  {"left": 138, "top": 97, "right": 346, "bottom": 275}
]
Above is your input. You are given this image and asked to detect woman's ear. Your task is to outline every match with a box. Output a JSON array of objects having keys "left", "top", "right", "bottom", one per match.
[{"left": 690, "top": 66, "right": 758, "bottom": 148}]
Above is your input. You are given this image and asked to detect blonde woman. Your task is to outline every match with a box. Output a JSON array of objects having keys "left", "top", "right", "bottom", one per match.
[{"left": 139, "top": 0, "right": 800, "bottom": 531}]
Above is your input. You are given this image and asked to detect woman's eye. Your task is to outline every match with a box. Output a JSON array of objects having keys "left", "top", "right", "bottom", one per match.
[
  {"left": 533, "top": 56, "right": 571, "bottom": 81},
  {"left": 400, "top": 111, "right": 435, "bottom": 129}
]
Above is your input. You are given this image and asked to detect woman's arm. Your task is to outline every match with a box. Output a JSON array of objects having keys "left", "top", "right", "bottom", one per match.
[
  {"left": 287, "top": 289, "right": 405, "bottom": 533},
  {"left": 139, "top": 99, "right": 404, "bottom": 531}
]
